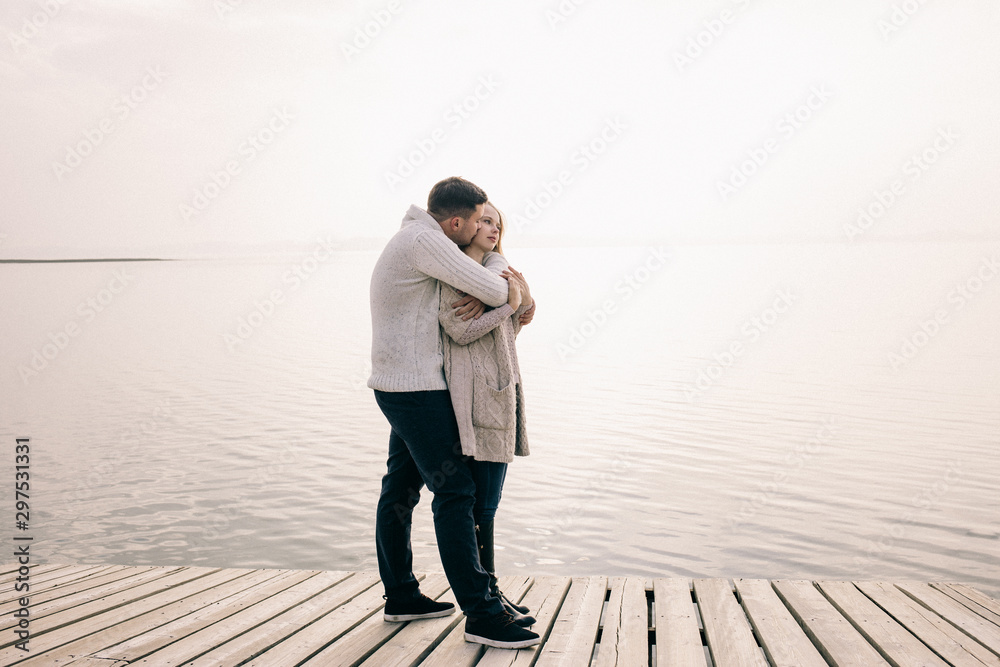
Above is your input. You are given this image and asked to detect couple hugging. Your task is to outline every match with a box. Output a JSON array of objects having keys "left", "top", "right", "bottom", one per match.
[{"left": 367, "top": 176, "right": 541, "bottom": 649}]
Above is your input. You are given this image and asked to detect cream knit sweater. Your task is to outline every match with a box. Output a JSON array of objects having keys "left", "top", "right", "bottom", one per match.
[
  {"left": 367, "top": 205, "right": 510, "bottom": 392},
  {"left": 439, "top": 252, "right": 531, "bottom": 463}
]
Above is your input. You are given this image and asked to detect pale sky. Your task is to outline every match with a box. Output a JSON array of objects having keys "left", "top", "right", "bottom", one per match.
[{"left": 1, "top": 0, "right": 998, "bottom": 257}]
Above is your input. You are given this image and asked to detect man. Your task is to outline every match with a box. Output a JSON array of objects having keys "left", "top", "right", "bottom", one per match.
[{"left": 368, "top": 176, "right": 540, "bottom": 649}]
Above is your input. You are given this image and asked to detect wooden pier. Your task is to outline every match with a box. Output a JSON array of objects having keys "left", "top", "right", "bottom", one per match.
[{"left": 2, "top": 563, "right": 999, "bottom": 666}]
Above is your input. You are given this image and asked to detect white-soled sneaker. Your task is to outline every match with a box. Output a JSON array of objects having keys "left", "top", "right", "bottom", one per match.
[
  {"left": 383, "top": 593, "right": 455, "bottom": 622},
  {"left": 465, "top": 611, "right": 541, "bottom": 649}
]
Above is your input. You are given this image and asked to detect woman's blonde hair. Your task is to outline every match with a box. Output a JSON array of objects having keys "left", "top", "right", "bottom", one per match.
[{"left": 486, "top": 201, "right": 506, "bottom": 255}]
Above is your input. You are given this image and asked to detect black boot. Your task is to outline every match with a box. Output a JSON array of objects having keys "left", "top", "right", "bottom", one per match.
[{"left": 476, "top": 520, "right": 534, "bottom": 624}]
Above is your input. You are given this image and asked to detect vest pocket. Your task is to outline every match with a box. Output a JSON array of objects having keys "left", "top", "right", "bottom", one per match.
[{"left": 471, "top": 381, "right": 515, "bottom": 430}]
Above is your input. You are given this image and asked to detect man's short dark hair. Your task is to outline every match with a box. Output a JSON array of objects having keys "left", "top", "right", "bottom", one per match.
[{"left": 427, "top": 177, "right": 488, "bottom": 222}]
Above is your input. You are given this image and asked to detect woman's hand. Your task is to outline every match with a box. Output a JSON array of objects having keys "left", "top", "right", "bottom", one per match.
[
  {"left": 519, "top": 300, "right": 536, "bottom": 326},
  {"left": 505, "top": 274, "right": 522, "bottom": 311},
  {"left": 501, "top": 267, "right": 530, "bottom": 304},
  {"left": 502, "top": 267, "right": 532, "bottom": 319}
]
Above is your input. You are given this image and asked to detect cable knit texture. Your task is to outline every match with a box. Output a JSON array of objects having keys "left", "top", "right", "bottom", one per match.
[
  {"left": 368, "top": 205, "right": 510, "bottom": 392},
  {"left": 440, "top": 251, "right": 530, "bottom": 463}
]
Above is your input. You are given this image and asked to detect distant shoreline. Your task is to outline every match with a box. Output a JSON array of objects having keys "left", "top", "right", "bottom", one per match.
[
  {"left": 0, "top": 236, "right": 995, "bottom": 265},
  {"left": 0, "top": 258, "right": 171, "bottom": 264}
]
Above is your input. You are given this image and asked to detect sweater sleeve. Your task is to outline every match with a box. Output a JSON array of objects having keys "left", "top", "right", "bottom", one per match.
[
  {"left": 440, "top": 282, "right": 515, "bottom": 346},
  {"left": 412, "top": 231, "right": 508, "bottom": 307},
  {"left": 482, "top": 250, "right": 509, "bottom": 274},
  {"left": 485, "top": 252, "right": 530, "bottom": 336}
]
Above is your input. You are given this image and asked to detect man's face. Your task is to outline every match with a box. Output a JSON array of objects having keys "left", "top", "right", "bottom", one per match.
[{"left": 456, "top": 204, "right": 485, "bottom": 245}]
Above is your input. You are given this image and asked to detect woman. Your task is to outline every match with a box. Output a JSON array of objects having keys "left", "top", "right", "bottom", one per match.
[{"left": 439, "top": 201, "right": 536, "bottom": 625}]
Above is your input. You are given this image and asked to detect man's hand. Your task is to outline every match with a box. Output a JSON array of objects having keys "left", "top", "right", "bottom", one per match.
[
  {"left": 451, "top": 293, "right": 486, "bottom": 320},
  {"left": 519, "top": 300, "right": 536, "bottom": 326}
]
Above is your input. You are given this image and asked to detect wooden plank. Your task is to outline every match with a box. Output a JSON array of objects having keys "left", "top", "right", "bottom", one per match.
[
  {"left": 299, "top": 573, "right": 453, "bottom": 666},
  {"left": 494, "top": 575, "right": 533, "bottom": 612},
  {"left": 357, "top": 586, "right": 464, "bottom": 667},
  {"left": 89, "top": 569, "right": 317, "bottom": 662},
  {"left": 0, "top": 563, "right": 32, "bottom": 577},
  {"left": 0, "top": 567, "right": 203, "bottom": 650},
  {"left": 694, "top": 578, "right": 768, "bottom": 667},
  {"left": 817, "top": 581, "right": 948, "bottom": 666},
  {"left": 592, "top": 576, "right": 647, "bottom": 667},
  {"left": 653, "top": 578, "right": 705, "bottom": 667},
  {"left": 477, "top": 576, "right": 573, "bottom": 667},
  {"left": 1, "top": 565, "right": 137, "bottom": 604},
  {"left": 8, "top": 567, "right": 213, "bottom": 638},
  {"left": 0, "top": 563, "right": 72, "bottom": 584},
  {"left": 856, "top": 581, "right": 1000, "bottom": 667},
  {"left": 772, "top": 580, "right": 890, "bottom": 666},
  {"left": 0, "top": 565, "right": 111, "bottom": 603},
  {"left": 419, "top": 575, "right": 536, "bottom": 667},
  {"left": 896, "top": 582, "right": 1000, "bottom": 654},
  {"left": 735, "top": 578, "right": 827, "bottom": 667},
  {"left": 190, "top": 571, "right": 379, "bottom": 666},
  {"left": 6, "top": 566, "right": 995, "bottom": 667},
  {"left": 0, "top": 565, "right": 174, "bottom": 626},
  {"left": 413, "top": 621, "right": 484, "bottom": 667},
  {"left": 535, "top": 576, "right": 607, "bottom": 667},
  {"left": 59, "top": 658, "right": 129, "bottom": 667},
  {"left": 931, "top": 584, "right": 1000, "bottom": 626},
  {"left": 102, "top": 569, "right": 338, "bottom": 666},
  {"left": 0, "top": 566, "right": 102, "bottom": 608},
  {"left": 8, "top": 568, "right": 264, "bottom": 666},
  {"left": 0, "top": 566, "right": 147, "bottom": 621},
  {"left": 944, "top": 585, "right": 1000, "bottom": 619},
  {"left": 243, "top": 573, "right": 425, "bottom": 667}
]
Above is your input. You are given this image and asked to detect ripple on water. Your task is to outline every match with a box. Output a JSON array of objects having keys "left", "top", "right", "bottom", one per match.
[{"left": 6, "top": 246, "right": 998, "bottom": 596}]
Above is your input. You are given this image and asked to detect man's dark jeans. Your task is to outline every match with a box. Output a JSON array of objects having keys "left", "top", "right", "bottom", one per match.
[{"left": 373, "top": 389, "right": 504, "bottom": 618}]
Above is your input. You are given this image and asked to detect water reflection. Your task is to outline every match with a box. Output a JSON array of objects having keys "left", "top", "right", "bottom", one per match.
[{"left": 1, "top": 242, "right": 997, "bottom": 596}]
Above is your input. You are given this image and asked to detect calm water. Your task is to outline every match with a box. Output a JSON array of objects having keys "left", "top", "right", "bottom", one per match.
[{"left": 2, "top": 241, "right": 998, "bottom": 596}]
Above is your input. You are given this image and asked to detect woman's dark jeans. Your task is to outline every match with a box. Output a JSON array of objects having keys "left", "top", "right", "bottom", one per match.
[
  {"left": 373, "top": 389, "right": 504, "bottom": 618},
  {"left": 471, "top": 460, "right": 508, "bottom": 524}
]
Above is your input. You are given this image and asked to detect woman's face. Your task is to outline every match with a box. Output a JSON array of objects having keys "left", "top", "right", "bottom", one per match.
[{"left": 469, "top": 204, "right": 501, "bottom": 253}]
